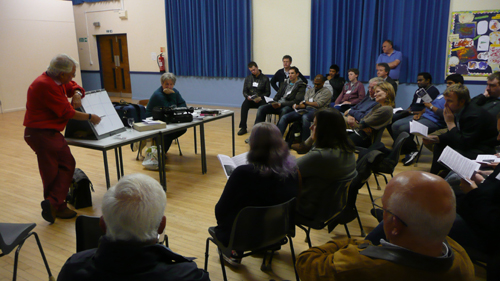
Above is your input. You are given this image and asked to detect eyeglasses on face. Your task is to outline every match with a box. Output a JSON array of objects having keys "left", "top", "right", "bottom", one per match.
[{"left": 372, "top": 197, "right": 408, "bottom": 227}]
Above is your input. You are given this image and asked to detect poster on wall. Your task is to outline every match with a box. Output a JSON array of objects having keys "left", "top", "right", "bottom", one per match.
[{"left": 447, "top": 10, "right": 500, "bottom": 76}]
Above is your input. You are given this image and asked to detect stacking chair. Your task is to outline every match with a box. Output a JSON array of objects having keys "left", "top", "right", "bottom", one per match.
[
  {"left": 75, "top": 215, "right": 104, "bottom": 252},
  {"left": 295, "top": 173, "right": 357, "bottom": 248},
  {"left": 204, "top": 198, "right": 298, "bottom": 281},
  {"left": 75, "top": 215, "right": 169, "bottom": 253},
  {"left": 371, "top": 132, "right": 410, "bottom": 189},
  {"left": 355, "top": 126, "right": 386, "bottom": 154},
  {"left": 0, "top": 222, "right": 55, "bottom": 281}
]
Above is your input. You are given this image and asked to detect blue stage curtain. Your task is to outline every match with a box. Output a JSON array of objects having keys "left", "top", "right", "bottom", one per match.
[
  {"left": 311, "top": 0, "right": 450, "bottom": 83},
  {"left": 72, "top": 0, "right": 112, "bottom": 5},
  {"left": 165, "top": 0, "right": 252, "bottom": 78}
]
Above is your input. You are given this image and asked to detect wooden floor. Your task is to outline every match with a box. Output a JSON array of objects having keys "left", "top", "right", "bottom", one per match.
[{"left": 0, "top": 101, "right": 485, "bottom": 281}]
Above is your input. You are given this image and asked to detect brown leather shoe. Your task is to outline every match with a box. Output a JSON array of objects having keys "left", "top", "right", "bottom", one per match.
[
  {"left": 291, "top": 142, "right": 311, "bottom": 154},
  {"left": 41, "top": 200, "right": 56, "bottom": 224},
  {"left": 56, "top": 207, "right": 77, "bottom": 219}
]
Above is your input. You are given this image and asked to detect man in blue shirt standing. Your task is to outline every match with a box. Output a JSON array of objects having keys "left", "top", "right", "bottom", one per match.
[{"left": 376, "top": 40, "right": 402, "bottom": 81}]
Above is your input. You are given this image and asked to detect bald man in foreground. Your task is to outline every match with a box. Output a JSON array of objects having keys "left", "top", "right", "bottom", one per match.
[{"left": 296, "top": 171, "right": 474, "bottom": 281}]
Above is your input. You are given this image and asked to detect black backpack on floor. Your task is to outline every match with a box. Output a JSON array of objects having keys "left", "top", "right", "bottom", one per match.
[{"left": 67, "top": 168, "right": 94, "bottom": 209}]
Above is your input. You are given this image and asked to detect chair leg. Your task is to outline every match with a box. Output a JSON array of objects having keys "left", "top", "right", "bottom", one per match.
[
  {"left": 136, "top": 140, "right": 143, "bottom": 160},
  {"left": 176, "top": 138, "right": 182, "bottom": 156},
  {"left": 288, "top": 235, "right": 300, "bottom": 281},
  {"left": 205, "top": 238, "right": 228, "bottom": 281},
  {"left": 297, "top": 224, "right": 312, "bottom": 248},
  {"left": 354, "top": 206, "right": 366, "bottom": 237},
  {"left": 14, "top": 232, "right": 54, "bottom": 281},
  {"left": 344, "top": 224, "right": 351, "bottom": 238},
  {"left": 366, "top": 181, "right": 375, "bottom": 207},
  {"left": 373, "top": 174, "right": 382, "bottom": 190},
  {"left": 414, "top": 140, "right": 424, "bottom": 166}
]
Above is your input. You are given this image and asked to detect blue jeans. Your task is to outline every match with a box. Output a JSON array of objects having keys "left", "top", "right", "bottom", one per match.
[
  {"left": 391, "top": 116, "right": 443, "bottom": 154},
  {"left": 254, "top": 104, "right": 293, "bottom": 124},
  {"left": 277, "top": 108, "right": 316, "bottom": 141}
]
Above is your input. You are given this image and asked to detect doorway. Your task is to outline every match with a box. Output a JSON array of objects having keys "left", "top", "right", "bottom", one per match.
[{"left": 97, "top": 34, "right": 132, "bottom": 96}]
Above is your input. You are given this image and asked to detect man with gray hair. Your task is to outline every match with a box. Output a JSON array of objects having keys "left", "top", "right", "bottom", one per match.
[
  {"left": 24, "top": 54, "right": 101, "bottom": 223},
  {"left": 296, "top": 171, "right": 474, "bottom": 281},
  {"left": 58, "top": 173, "right": 210, "bottom": 281},
  {"left": 343, "top": 77, "right": 383, "bottom": 129}
]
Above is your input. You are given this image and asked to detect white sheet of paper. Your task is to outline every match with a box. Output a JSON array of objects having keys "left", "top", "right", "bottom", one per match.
[
  {"left": 264, "top": 96, "right": 274, "bottom": 103},
  {"left": 475, "top": 154, "right": 500, "bottom": 163},
  {"left": 409, "top": 120, "right": 428, "bottom": 136},
  {"left": 252, "top": 82, "right": 259, "bottom": 87},
  {"left": 438, "top": 146, "right": 480, "bottom": 184}
]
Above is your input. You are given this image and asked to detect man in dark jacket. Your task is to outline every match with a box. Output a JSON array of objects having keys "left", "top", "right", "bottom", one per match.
[
  {"left": 57, "top": 174, "right": 210, "bottom": 281},
  {"left": 270, "top": 55, "right": 307, "bottom": 92},
  {"left": 238, "top": 61, "right": 270, "bottom": 135},
  {"left": 424, "top": 84, "right": 499, "bottom": 175},
  {"left": 325, "top": 64, "right": 345, "bottom": 102},
  {"left": 253, "top": 66, "right": 307, "bottom": 125}
]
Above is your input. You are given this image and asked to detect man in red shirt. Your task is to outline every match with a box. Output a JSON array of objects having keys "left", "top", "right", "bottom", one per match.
[{"left": 24, "top": 54, "right": 101, "bottom": 224}]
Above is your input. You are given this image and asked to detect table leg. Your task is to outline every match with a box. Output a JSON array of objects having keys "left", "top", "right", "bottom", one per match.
[
  {"left": 194, "top": 126, "right": 197, "bottom": 154},
  {"left": 157, "top": 134, "right": 167, "bottom": 191},
  {"left": 119, "top": 146, "right": 124, "bottom": 176},
  {"left": 232, "top": 113, "right": 235, "bottom": 156},
  {"left": 200, "top": 123, "right": 207, "bottom": 174},
  {"left": 103, "top": 151, "right": 111, "bottom": 189},
  {"left": 114, "top": 148, "right": 120, "bottom": 180}
]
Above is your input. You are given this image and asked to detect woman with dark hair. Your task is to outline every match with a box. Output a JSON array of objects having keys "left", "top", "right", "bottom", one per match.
[
  {"left": 296, "top": 108, "right": 357, "bottom": 219},
  {"left": 214, "top": 122, "right": 298, "bottom": 265},
  {"left": 349, "top": 81, "right": 395, "bottom": 148}
]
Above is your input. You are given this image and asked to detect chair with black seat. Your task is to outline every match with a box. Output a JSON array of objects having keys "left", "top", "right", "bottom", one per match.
[
  {"left": 464, "top": 247, "right": 499, "bottom": 281},
  {"left": 75, "top": 215, "right": 104, "bottom": 252},
  {"left": 204, "top": 198, "right": 298, "bottom": 281},
  {"left": 76, "top": 215, "right": 169, "bottom": 252},
  {"left": 355, "top": 126, "right": 386, "bottom": 154},
  {"left": 0, "top": 222, "right": 55, "bottom": 281},
  {"left": 371, "top": 131, "right": 410, "bottom": 189},
  {"left": 295, "top": 172, "right": 357, "bottom": 248}
]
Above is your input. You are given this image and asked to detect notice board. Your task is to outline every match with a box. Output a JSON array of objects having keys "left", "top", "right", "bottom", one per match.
[{"left": 447, "top": 10, "right": 500, "bottom": 76}]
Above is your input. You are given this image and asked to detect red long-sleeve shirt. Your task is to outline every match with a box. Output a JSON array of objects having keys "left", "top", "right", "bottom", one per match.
[{"left": 23, "top": 72, "right": 85, "bottom": 131}]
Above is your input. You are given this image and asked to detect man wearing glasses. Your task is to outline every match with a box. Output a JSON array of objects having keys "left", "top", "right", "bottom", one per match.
[{"left": 296, "top": 171, "right": 474, "bottom": 281}]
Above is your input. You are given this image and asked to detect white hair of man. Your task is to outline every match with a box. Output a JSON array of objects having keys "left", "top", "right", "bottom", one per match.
[
  {"left": 102, "top": 173, "right": 167, "bottom": 242},
  {"left": 386, "top": 188, "right": 456, "bottom": 243},
  {"left": 160, "top": 72, "right": 177, "bottom": 84},
  {"left": 46, "top": 54, "right": 78, "bottom": 77},
  {"left": 369, "top": 77, "right": 384, "bottom": 85}
]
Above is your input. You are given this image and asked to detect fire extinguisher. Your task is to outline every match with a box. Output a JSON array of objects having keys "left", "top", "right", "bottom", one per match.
[{"left": 157, "top": 53, "right": 166, "bottom": 73}]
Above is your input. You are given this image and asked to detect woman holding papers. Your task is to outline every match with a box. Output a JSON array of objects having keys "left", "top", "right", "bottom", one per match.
[
  {"left": 296, "top": 108, "right": 356, "bottom": 220},
  {"left": 214, "top": 123, "right": 298, "bottom": 266},
  {"left": 349, "top": 81, "right": 395, "bottom": 148}
]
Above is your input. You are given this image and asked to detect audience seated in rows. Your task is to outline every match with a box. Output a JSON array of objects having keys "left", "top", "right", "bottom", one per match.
[
  {"left": 424, "top": 84, "right": 499, "bottom": 175},
  {"left": 214, "top": 123, "right": 298, "bottom": 265},
  {"left": 295, "top": 108, "right": 356, "bottom": 220},
  {"left": 344, "top": 77, "right": 384, "bottom": 129},
  {"left": 393, "top": 74, "right": 462, "bottom": 166},
  {"left": 251, "top": 65, "right": 306, "bottom": 129},
  {"left": 58, "top": 174, "right": 210, "bottom": 281},
  {"left": 376, "top": 62, "right": 398, "bottom": 94},
  {"left": 388, "top": 72, "right": 440, "bottom": 142},
  {"left": 332, "top": 68, "right": 366, "bottom": 112},
  {"left": 270, "top": 55, "right": 307, "bottom": 93},
  {"left": 348, "top": 81, "right": 395, "bottom": 148},
  {"left": 238, "top": 61, "right": 271, "bottom": 136},
  {"left": 297, "top": 171, "right": 475, "bottom": 281},
  {"left": 277, "top": 75, "right": 332, "bottom": 149},
  {"left": 422, "top": 74, "right": 465, "bottom": 153},
  {"left": 324, "top": 64, "right": 346, "bottom": 102}
]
